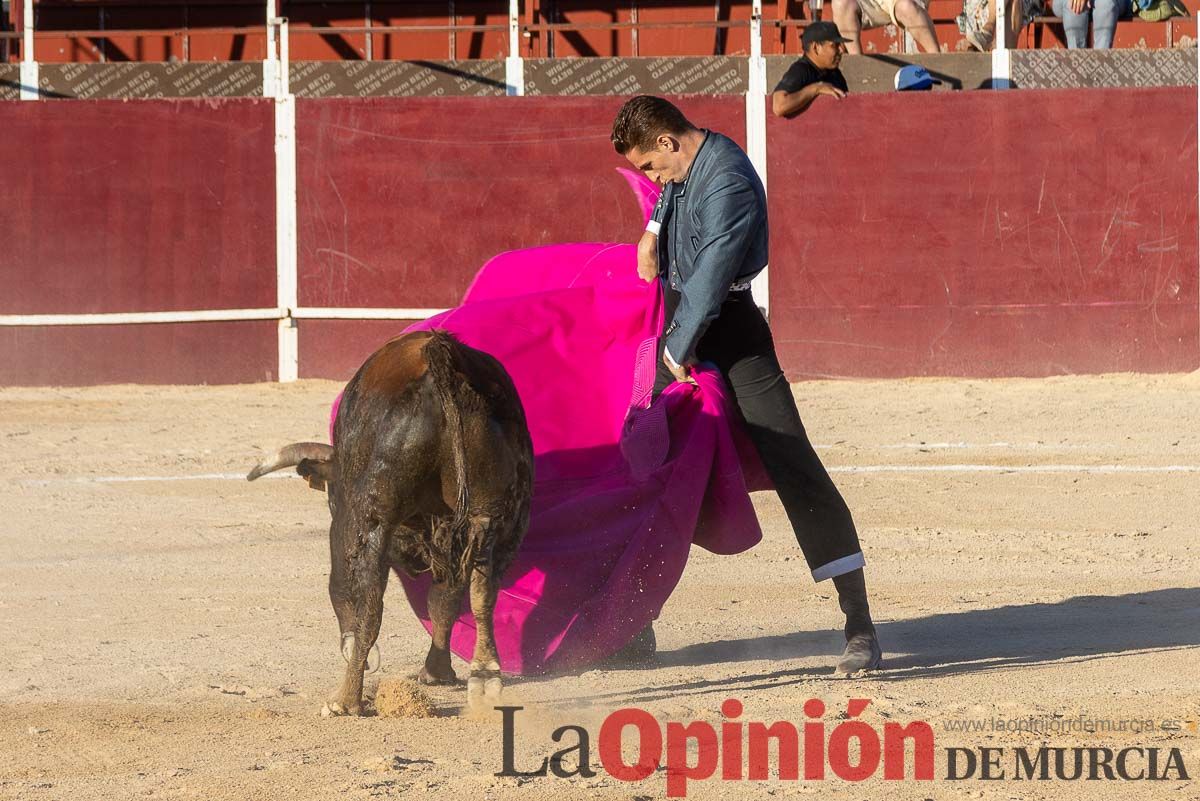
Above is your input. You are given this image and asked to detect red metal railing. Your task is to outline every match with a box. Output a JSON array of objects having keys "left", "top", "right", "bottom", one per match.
[{"left": 6, "top": 0, "right": 1196, "bottom": 63}]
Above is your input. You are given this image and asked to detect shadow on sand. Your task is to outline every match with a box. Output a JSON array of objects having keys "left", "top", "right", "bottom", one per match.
[{"left": 549, "top": 587, "right": 1200, "bottom": 706}]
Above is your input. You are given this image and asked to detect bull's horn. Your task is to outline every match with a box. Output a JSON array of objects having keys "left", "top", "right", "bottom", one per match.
[{"left": 246, "top": 442, "right": 334, "bottom": 481}]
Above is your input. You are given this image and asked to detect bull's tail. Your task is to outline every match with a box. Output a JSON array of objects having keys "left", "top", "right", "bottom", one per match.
[{"left": 423, "top": 331, "right": 475, "bottom": 584}]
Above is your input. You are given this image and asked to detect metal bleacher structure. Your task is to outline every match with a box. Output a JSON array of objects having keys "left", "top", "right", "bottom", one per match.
[{"left": 1, "top": 0, "right": 1195, "bottom": 67}]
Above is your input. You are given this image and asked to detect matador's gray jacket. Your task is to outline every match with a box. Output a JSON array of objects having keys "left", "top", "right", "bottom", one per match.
[{"left": 650, "top": 130, "right": 768, "bottom": 364}]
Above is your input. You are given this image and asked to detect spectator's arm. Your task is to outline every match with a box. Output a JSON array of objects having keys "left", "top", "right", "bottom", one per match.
[{"left": 772, "top": 83, "right": 846, "bottom": 118}]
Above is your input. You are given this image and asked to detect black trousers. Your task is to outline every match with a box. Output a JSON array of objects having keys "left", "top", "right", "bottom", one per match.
[{"left": 654, "top": 287, "right": 863, "bottom": 579}]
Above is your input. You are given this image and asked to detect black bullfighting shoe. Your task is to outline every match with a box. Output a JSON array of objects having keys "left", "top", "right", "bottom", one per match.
[
  {"left": 602, "top": 623, "right": 657, "bottom": 667},
  {"left": 834, "top": 631, "right": 883, "bottom": 677}
]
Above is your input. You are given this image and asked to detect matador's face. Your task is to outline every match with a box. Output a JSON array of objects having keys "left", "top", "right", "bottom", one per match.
[{"left": 624, "top": 135, "right": 691, "bottom": 187}]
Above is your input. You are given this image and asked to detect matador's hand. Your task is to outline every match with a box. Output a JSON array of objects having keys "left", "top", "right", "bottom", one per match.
[{"left": 663, "top": 351, "right": 695, "bottom": 384}]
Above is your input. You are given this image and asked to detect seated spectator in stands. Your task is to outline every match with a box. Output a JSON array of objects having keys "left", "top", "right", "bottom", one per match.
[
  {"left": 959, "top": 0, "right": 1035, "bottom": 50},
  {"left": 1050, "top": 0, "right": 1131, "bottom": 47},
  {"left": 832, "top": 0, "right": 942, "bottom": 53},
  {"left": 963, "top": 0, "right": 1124, "bottom": 50},
  {"left": 772, "top": 22, "right": 850, "bottom": 119}
]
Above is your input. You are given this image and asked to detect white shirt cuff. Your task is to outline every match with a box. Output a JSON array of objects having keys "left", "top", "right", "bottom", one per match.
[
  {"left": 811, "top": 551, "right": 866, "bottom": 582},
  {"left": 663, "top": 345, "right": 680, "bottom": 369},
  {"left": 645, "top": 220, "right": 662, "bottom": 236}
]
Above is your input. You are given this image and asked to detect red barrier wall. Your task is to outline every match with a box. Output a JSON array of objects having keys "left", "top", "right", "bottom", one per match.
[
  {"left": 0, "top": 322, "right": 278, "bottom": 385},
  {"left": 3, "top": 100, "right": 276, "bottom": 315},
  {"left": 3, "top": 91, "right": 1197, "bottom": 385},
  {"left": 766, "top": 86, "right": 1199, "bottom": 378},
  {"left": 295, "top": 95, "right": 746, "bottom": 311},
  {"left": 297, "top": 319, "right": 423, "bottom": 379},
  {"left": 1, "top": 99, "right": 277, "bottom": 385}
]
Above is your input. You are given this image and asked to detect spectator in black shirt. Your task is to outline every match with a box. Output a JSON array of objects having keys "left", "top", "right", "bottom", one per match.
[{"left": 772, "top": 22, "right": 852, "bottom": 119}]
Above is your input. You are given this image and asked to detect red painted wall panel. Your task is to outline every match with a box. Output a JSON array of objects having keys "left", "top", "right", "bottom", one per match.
[
  {"left": 447, "top": 9, "right": 511, "bottom": 61},
  {"left": 0, "top": 321, "right": 277, "bottom": 385},
  {"left": 370, "top": 2, "right": 468, "bottom": 61},
  {"left": 1111, "top": 20, "right": 1170, "bottom": 48},
  {"left": 537, "top": 2, "right": 756, "bottom": 57},
  {"left": 34, "top": 6, "right": 103, "bottom": 63},
  {"left": 101, "top": 6, "right": 188, "bottom": 62},
  {"left": 1170, "top": 17, "right": 1197, "bottom": 46},
  {"left": 641, "top": 2, "right": 754, "bottom": 56},
  {"left": 294, "top": 95, "right": 746, "bottom": 309},
  {"left": 297, "top": 319, "right": 421, "bottom": 379},
  {"left": 184, "top": 5, "right": 268, "bottom": 62},
  {"left": 1, "top": 99, "right": 276, "bottom": 315},
  {"left": 766, "top": 86, "right": 1199, "bottom": 378},
  {"left": 288, "top": 5, "right": 368, "bottom": 62},
  {"left": 546, "top": 4, "right": 635, "bottom": 57}
]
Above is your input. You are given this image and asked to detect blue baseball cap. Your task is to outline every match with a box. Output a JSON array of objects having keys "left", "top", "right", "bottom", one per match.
[{"left": 894, "top": 64, "right": 943, "bottom": 91}]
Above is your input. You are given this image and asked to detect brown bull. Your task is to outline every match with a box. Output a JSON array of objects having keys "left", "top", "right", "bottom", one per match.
[{"left": 248, "top": 330, "right": 534, "bottom": 715}]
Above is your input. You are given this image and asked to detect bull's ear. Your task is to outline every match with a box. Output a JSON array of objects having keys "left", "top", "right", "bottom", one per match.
[{"left": 296, "top": 458, "right": 333, "bottom": 492}]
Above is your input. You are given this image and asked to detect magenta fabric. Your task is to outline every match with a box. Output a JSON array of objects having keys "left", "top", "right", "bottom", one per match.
[{"left": 335, "top": 172, "right": 770, "bottom": 674}]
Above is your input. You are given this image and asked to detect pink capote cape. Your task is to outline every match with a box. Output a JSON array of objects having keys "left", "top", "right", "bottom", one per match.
[{"left": 336, "top": 172, "right": 769, "bottom": 674}]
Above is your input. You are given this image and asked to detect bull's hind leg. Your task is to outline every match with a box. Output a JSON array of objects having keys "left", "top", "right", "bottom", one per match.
[
  {"left": 467, "top": 517, "right": 504, "bottom": 707},
  {"left": 467, "top": 566, "right": 504, "bottom": 706},
  {"left": 419, "top": 579, "right": 467, "bottom": 686},
  {"left": 325, "top": 522, "right": 388, "bottom": 717}
]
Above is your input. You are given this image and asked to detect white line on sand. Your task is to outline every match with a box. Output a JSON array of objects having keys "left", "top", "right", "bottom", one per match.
[
  {"left": 16, "top": 464, "right": 1200, "bottom": 487},
  {"left": 19, "top": 473, "right": 292, "bottom": 486},
  {"left": 815, "top": 442, "right": 1118, "bottom": 450},
  {"left": 829, "top": 464, "right": 1200, "bottom": 474}
]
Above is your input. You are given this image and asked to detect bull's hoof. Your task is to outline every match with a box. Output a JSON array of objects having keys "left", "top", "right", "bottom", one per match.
[
  {"left": 417, "top": 667, "right": 461, "bottom": 687},
  {"left": 466, "top": 669, "right": 503, "bottom": 708},
  {"left": 321, "top": 700, "right": 364, "bottom": 717},
  {"left": 466, "top": 681, "right": 503, "bottom": 711}
]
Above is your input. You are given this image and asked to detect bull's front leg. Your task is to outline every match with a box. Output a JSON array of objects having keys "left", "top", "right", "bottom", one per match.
[{"left": 324, "top": 523, "right": 388, "bottom": 717}]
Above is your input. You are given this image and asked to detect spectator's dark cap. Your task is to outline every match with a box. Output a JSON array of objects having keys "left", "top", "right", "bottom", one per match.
[{"left": 802, "top": 21, "right": 853, "bottom": 49}]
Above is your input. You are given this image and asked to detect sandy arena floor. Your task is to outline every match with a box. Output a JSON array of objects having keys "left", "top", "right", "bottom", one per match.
[{"left": 2, "top": 374, "right": 1198, "bottom": 800}]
